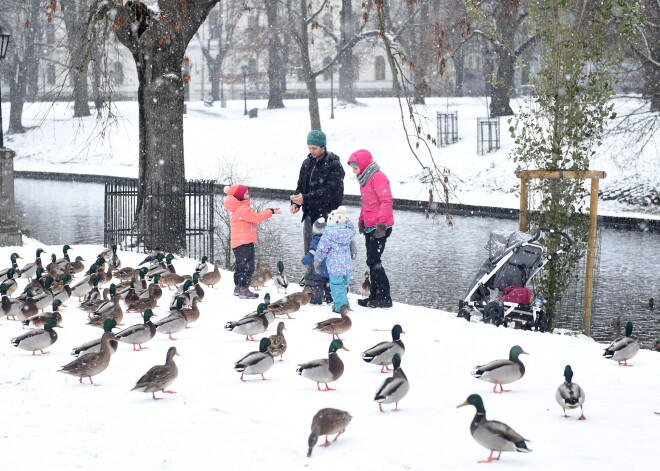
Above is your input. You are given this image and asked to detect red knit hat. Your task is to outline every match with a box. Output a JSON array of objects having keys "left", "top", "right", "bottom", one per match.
[{"left": 224, "top": 184, "right": 248, "bottom": 200}]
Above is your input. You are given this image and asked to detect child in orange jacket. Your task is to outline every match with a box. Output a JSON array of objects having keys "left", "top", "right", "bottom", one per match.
[{"left": 223, "top": 184, "right": 281, "bottom": 299}]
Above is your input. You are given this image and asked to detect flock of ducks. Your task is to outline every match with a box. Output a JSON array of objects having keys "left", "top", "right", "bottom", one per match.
[{"left": 3, "top": 245, "right": 649, "bottom": 461}]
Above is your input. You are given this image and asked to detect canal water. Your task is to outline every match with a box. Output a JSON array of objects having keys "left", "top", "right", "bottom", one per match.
[{"left": 13, "top": 178, "right": 659, "bottom": 347}]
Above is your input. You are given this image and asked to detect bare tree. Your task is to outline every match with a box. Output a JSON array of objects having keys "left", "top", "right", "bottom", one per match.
[{"left": 265, "top": 0, "right": 285, "bottom": 108}]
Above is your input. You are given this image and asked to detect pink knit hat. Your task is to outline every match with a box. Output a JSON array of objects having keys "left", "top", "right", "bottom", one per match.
[{"left": 224, "top": 184, "right": 248, "bottom": 200}]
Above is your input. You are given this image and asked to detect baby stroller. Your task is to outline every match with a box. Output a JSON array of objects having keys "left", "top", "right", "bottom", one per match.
[{"left": 457, "top": 227, "right": 572, "bottom": 331}]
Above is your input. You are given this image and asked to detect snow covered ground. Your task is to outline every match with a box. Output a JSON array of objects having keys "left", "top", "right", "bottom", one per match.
[
  {"left": 4, "top": 96, "right": 659, "bottom": 219},
  {"left": 1, "top": 242, "right": 658, "bottom": 470}
]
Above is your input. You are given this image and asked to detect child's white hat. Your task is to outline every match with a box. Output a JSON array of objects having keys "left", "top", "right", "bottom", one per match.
[{"left": 327, "top": 206, "right": 347, "bottom": 226}]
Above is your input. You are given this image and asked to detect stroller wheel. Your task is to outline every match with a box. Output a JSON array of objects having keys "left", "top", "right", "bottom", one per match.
[
  {"left": 457, "top": 308, "right": 471, "bottom": 322},
  {"left": 483, "top": 301, "right": 505, "bottom": 325}
]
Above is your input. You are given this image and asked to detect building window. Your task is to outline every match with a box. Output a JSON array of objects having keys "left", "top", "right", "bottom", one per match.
[
  {"left": 46, "top": 63, "right": 56, "bottom": 84},
  {"left": 248, "top": 58, "right": 258, "bottom": 75},
  {"left": 375, "top": 56, "right": 386, "bottom": 81},
  {"left": 111, "top": 61, "right": 124, "bottom": 86}
]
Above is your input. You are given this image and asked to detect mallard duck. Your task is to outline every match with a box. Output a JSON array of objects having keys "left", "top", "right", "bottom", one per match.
[
  {"left": 59, "top": 324, "right": 117, "bottom": 385},
  {"left": 54, "top": 244, "right": 73, "bottom": 268},
  {"left": 138, "top": 249, "right": 163, "bottom": 266},
  {"left": 109, "top": 244, "right": 121, "bottom": 270},
  {"left": 639, "top": 298, "right": 654, "bottom": 308},
  {"left": 286, "top": 286, "right": 313, "bottom": 307},
  {"left": 154, "top": 297, "right": 188, "bottom": 341},
  {"left": 458, "top": 394, "right": 531, "bottom": 463},
  {"left": 122, "top": 280, "right": 140, "bottom": 307},
  {"left": 225, "top": 311, "right": 269, "bottom": 341},
  {"left": 273, "top": 261, "right": 289, "bottom": 293},
  {"left": 268, "top": 321, "right": 287, "bottom": 361},
  {"left": 296, "top": 339, "right": 349, "bottom": 391},
  {"left": 32, "top": 277, "right": 55, "bottom": 311},
  {"left": 147, "top": 253, "right": 172, "bottom": 279},
  {"left": 199, "top": 260, "right": 222, "bottom": 288},
  {"left": 195, "top": 255, "right": 209, "bottom": 276},
  {"left": 97, "top": 259, "right": 113, "bottom": 287},
  {"left": 307, "top": 408, "right": 352, "bottom": 457},
  {"left": 87, "top": 294, "right": 123, "bottom": 327},
  {"left": 472, "top": 345, "right": 528, "bottom": 393},
  {"left": 159, "top": 269, "right": 188, "bottom": 291},
  {"left": 71, "top": 319, "right": 119, "bottom": 357},
  {"left": 0, "top": 269, "right": 18, "bottom": 295},
  {"left": 17, "top": 266, "right": 46, "bottom": 301},
  {"left": 169, "top": 280, "right": 193, "bottom": 309},
  {"left": 361, "top": 271, "right": 371, "bottom": 297},
  {"left": 46, "top": 253, "right": 68, "bottom": 278},
  {"left": 115, "top": 309, "right": 157, "bottom": 351},
  {"left": 180, "top": 297, "right": 201, "bottom": 324},
  {"left": 250, "top": 262, "right": 271, "bottom": 290},
  {"left": 556, "top": 365, "right": 586, "bottom": 419},
  {"left": 11, "top": 319, "right": 62, "bottom": 355},
  {"left": 71, "top": 272, "right": 99, "bottom": 301},
  {"left": 23, "top": 299, "right": 65, "bottom": 328},
  {"left": 362, "top": 324, "right": 405, "bottom": 373},
  {"left": 19, "top": 297, "right": 39, "bottom": 323},
  {"left": 0, "top": 252, "right": 23, "bottom": 282},
  {"left": 113, "top": 266, "right": 136, "bottom": 281},
  {"left": 132, "top": 346, "right": 179, "bottom": 400},
  {"left": 243, "top": 303, "right": 275, "bottom": 325},
  {"left": 52, "top": 275, "right": 72, "bottom": 304},
  {"left": 138, "top": 275, "right": 162, "bottom": 301},
  {"left": 234, "top": 337, "right": 275, "bottom": 381},
  {"left": 192, "top": 272, "right": 205, "bottom": 301},
  {"left": 69, "top": 256, "right": 86, "bottom": 274},
  {"left": 18, "top": 248, "right": 45, "bottom": 281},
  {"left": 266, "top": 295, "right": 301, "bottom": 319},
  {"left": 603, "top": 320, "right": 640, "bottom": 366},
  {"left": 374, "top": 353, "right": 409, "bottom": 412},
  {"left": 313, "top": 305, "right": 352, "bottom": 339},
  {"left": 2, "top": 289, "right": 24, "bottom": 320},
  {"left": 80, "top": 282, "right": 112, "bottom": 312},
  {"left": 127, "top": 282, "right": 160, "bottom": 313}
]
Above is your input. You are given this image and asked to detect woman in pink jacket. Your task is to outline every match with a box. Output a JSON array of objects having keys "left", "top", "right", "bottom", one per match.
[
  {"left": 347, "top": 149, "right": 394, "bottom": 308},
  {"left": 223, "top": 184, "right": 281, "bottom": 299}
]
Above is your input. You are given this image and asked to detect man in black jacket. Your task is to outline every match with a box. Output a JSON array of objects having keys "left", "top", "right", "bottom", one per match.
[{"left": 290, "top": 130, "right": 345, "bottom": 286}]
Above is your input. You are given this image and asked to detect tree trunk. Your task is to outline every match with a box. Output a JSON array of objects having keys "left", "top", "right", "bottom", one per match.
[
  {"left": 111, "top": 0, "right": 217, "bottom": 253},
  {"left": 489, "top": 45, "right": 515, "bottom": 117},
  {"left": 452, "top": 50, "right": 465, "bottom": 96},
  {"left": 265, "top": 0, "right": 285, "bottom": 109},
  {"left": 292, "top": 0, "right": 321, "bottom": 130},
  {"left": 337, "top": 0, "right": 356, "bottom": 104},
  {"left": 62, "top": 0, "right": 91, "bottom": 117}
]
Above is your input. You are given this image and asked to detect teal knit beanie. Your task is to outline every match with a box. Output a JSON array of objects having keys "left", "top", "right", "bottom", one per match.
[{"left": 307, "top": 130, "right": 326, "bottom": 147}]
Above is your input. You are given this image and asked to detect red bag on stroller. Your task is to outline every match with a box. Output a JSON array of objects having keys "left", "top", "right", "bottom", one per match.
[{"left": 499, "top": 286, "right": 532, "bottom": 305}]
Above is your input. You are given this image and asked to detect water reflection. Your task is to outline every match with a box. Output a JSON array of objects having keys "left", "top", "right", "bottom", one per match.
[{"left": 13, "top": 179, "right": 659, "bottom": 346}]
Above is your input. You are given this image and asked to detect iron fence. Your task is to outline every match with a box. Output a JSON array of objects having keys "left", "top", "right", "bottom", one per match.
[
  {"left": 436, "top": 111, "right": 459, "bottom": 147},
  {"left": 104, "top": 179, "right": 215, "bottom": 261},
  {"left": 477, "top": 117, "right": 501, "bottom": 155}
]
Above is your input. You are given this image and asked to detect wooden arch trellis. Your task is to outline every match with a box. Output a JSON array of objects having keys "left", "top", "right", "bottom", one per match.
[{"left": 517, "top": 170, "right": 607, "bottom": 336}]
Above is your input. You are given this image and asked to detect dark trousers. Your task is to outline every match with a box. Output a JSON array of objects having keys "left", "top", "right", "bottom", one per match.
[
  {"left": 365, "top": 228, "right": 392, "bottom": 302},
  {"left": 233, "top": 243, "right": 255, "bottom": 288},
  {"left": 302, "top": 215, "right": 313, "bottom": 286},
  {"left": 310, "top": 273, "right": 330, "bottom": 304}
]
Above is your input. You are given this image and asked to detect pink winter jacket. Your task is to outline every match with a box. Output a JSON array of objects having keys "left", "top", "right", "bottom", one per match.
[
  {"left": 223, "top": 196, "right": 273, "bottom": 249},
  {"left": 347, "top": 149, "right": 394, "bottom": 227}
]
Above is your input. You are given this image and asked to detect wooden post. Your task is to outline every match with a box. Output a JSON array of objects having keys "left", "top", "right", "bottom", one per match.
[
  {"left": 515, "top": 170, "right": 606, "bottom": 336},
  {"left": 519, "top": 176, "right": 529, "bottom": 232},
  {"left": 582, "top": 177, "right": 601, "bottom": 336}
]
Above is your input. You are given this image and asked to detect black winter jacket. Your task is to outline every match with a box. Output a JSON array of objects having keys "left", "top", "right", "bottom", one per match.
[{"left": 292, "top": 151, "right": 345, "bottom": 222}]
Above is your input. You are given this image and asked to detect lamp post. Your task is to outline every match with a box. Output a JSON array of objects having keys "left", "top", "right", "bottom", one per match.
[
  {"left": 241, "top": 65, "right": 248, "bottom": 115},
  {"left": 0, "top": 26, "right": 11, "bottom": 149},
  {"left": 330, "top": 65, "right": 335, "bottom": 119}
]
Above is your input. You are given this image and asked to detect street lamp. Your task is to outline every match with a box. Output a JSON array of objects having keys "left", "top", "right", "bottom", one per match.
[
  {"left": 0, "top": 26, "right": 11, "bottom": 149},
  {"left": 241, "top": 65, "right": 248, "bottom": 116},
  {"left": 329, "top": 64, "right": 336, "bottom": 119}
]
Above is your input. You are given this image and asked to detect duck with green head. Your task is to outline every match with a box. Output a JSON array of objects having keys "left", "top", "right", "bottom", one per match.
[
  {"left": 0, "top": 269, "right": 18, "bottom": 296},
  {"left": 195, "top": 255, "right": 209, "bottom": 276},
  {"left": 374, "top": 353, "right": 409, "bottom": 412},
  {"left": 603, "top": 321, "right": 640, "bottom": 366},
  {"left": 11, "top": 319, "right": 62, "bottom": 355},
  {"left": 225, "top": 304, "right": 269, "bottom": 341},
  {"left": 362, "top": 324, "right": 405, "bottom": 373},
  {"left": 0, "top": 253, "right": 23, "bottom": 282},
  {"left": 132, "top": 346, "right": 179, "bottom": 400},
  {"left": 154, "top": 297, "right": 188, "bottom": 341},
  {"left": 1, "top": 284, "right": 23, "bottom": 320},
  {"left": 556, "top": 365, "right": 586, "bottom": 419},
  {"left": 273, "top": 261, "right": 289, "bottom": 293},
  {"left": 457, "top": 393, "right": 531, "bottom": 463},
  {"left": 18, "top": 248, "right": 45, "bottom": 281},
  {"left": 71, "top": 319, "right": 118, "bottom": 357},
  {"left": 115, "top": 309, "right": 157, "bottom": 351},
  {"left": 234, "top": 337, "right": 275, "bottom": 381},
  {"left": 471, "top": 345, "right": 528, "bottom": 393},
  {"left": 23, "top": 299, "right": 65, "bottom": 328},
  {"left": 296, "top": 339, "right": 349, "bottom": 391}
]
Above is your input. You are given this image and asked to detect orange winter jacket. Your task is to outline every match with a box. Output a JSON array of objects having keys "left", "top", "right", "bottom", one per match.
[{"left": 223, "top": 196, "right": 274, "bottom": 249}]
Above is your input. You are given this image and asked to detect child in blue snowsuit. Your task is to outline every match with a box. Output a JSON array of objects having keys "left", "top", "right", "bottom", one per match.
[
  {"left": 300, "top": 217, "right": 332, "bottom": 305},
  {"left": 314, "top": 206, "right": 358, "bottom": 313}
]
